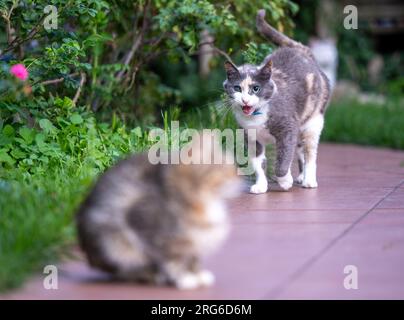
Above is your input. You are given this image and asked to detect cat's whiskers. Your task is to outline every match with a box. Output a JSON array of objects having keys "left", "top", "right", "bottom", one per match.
[{"left": 215, "top": 101, "right": 234, "bottom": 118}]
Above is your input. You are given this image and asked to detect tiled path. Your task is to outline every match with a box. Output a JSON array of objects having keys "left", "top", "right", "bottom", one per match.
[{"left": 3, "top": 144, "right": 404, "bottom": 299}]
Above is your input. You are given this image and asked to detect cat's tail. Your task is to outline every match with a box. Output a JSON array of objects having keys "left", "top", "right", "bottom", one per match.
[{"left": 256, "top": 9, "right": 312, "bottom": 57}]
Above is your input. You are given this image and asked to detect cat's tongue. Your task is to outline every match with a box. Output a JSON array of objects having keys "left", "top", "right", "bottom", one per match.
[{"left": 242, "top": 105, "right": 253, "bottom": 115}]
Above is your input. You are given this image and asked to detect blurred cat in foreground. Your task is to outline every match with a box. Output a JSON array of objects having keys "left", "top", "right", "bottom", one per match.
[{"left": 76, "top": 132, "right": 241, "bottom": 289}]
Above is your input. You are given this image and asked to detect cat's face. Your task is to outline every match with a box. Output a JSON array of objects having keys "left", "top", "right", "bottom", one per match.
[{"left": 223, "top": 60, "right": 275, "bottom": 116}]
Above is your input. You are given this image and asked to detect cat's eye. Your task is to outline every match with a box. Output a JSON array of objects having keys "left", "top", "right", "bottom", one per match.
[
  {"left": 252, "top": 85, "right": 261, "bottom": 93},
  {"left": 233, "top": 85, "right": 241, "bottom": 92}
]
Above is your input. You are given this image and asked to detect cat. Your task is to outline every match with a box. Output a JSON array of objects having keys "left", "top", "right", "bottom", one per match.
[
  {"left": 76, "top": 132, "right": 241, "bottom": 290},
  {"left": 223, "top": 10, "right": 331, "bottom": 194}
]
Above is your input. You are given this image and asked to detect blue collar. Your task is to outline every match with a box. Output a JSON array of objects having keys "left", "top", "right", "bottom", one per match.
[{"left": 252, "top": 109, "right": 263, "bottom": 116}]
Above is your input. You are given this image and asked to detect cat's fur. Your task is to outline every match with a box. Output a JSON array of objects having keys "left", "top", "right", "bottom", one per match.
[
  {"left": 76, "top": 133, "right": 241, "bottom": 289},
  {"left": 223, "top": 10, "right": 330, "bottom": 193}
]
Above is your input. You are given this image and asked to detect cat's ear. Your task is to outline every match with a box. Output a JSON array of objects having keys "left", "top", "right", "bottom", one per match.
[
  {"left": 224, "top": 61, "right": 240, "bottom": 81},
  {"left": 258, "top": 59, "right": 272, "bottom": 80}
]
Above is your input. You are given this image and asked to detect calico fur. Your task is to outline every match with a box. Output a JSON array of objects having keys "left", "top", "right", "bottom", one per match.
[{"left": 76, "top": 134, "right": 241, "bottom": 289}]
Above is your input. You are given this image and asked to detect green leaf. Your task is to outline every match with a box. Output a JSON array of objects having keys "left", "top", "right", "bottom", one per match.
[
  {"left": 2, "top": 125, "right": 15, "bottom": 137},
  {"left": 0, "top": 149, "right": 15, "bottom": 165},
  {"left": 39, "top": 119, "right": 57, "bottom": 134},
  {"left": 70, "top": 114, "right": 83, "bottom": 125},
  {"left": 83, "top": 33, "right": 113, "bottom": 48},
  {"left": 35, "top": 133, "right": 48, "bottom": 152},
  {"left": 39, "top": 156, "right": 49, "bottom": 164},
  {"left": 289, "top": 2, "right": 299, "bottom": 15},
  {"left": 19, "top": 127, "right": 35, "bottom": 145},
  {"left": 10, "top": 148, "right": 27, "bottom": 159},
  {"left": 35, "top": 133, "right": 46, "bottom": 145},
  {"left": 131, "top": 126, "right": 143, "bottom": 137},
  {"left": 0, "top": 134, "right": 12, "bottom": 146},
  {"left": 55, "top": 97, "right": 74, "bottom": 110}
]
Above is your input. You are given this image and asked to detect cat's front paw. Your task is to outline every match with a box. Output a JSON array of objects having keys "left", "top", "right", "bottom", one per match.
[
  {"left": 250, "top": 182, "right": 268, "bottom": 194},
  {"left": 276, "top": 173, "right": 293, "bottom": 190},
  {"left": 197, "top": 270, "right": 215, "bottom": 287},
  {"left": 302, "top": 178, "right": 318, "bottom": 188},
  {"left": 175, "top": 273, "right": 201, "bottom": 290}
]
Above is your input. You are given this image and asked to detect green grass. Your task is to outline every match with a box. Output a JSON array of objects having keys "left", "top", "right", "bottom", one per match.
[
  {"left": 0, "top": 144, "right": 149, "bottom": 292},
  {"left": 0, "top": 171, "right": 90, "bottom": 290},
  {"left": 0, "top": 113, "right": 145, "bottom": 291},
  {"left": 322, "top": 97, "right": 404, "bottom": 150}
]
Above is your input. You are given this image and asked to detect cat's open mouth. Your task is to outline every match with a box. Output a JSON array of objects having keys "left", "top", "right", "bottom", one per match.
[{"left": 242, "top": 105, "right": 254, "bottom": 115}]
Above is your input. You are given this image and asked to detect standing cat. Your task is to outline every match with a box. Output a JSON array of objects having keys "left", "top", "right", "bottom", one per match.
[
  {"left": 76, "top": 133, "right": 240, "bottom": 289},
  {"left": 223, "top": 10, "right": 330, "bottom": 194}
]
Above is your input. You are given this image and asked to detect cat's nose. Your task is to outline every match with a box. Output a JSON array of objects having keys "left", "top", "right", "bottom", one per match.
[{"left": 242, "top": 98, "right": 249, "bottom": 105}]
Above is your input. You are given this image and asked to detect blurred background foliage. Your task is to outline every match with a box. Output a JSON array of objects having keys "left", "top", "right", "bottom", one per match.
[
  {"left": 0, "top": 0, "right": 296, "bottom": 125},
  {"left": 294, "top": 0, "right": 403, "bottom": 95},
  {"left": 1, "top": 0, "right": 402, "bottom": 143},
  {"left": 0, "top": 0, "right": 300, "bottom": 176}
]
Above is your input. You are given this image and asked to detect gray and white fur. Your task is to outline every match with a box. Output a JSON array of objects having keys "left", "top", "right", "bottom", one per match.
[{"left": 223, "top": 10, "right": 330, "bottom": 193}]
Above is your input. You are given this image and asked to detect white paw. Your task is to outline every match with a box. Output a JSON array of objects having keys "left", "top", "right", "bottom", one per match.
[
  {"left": 175, "top": 273, "right": 200, "bottom": 290},
  {"left": 296, "top": 173, "right": 304, "bottom": 184},
  {"left": 302, "top": 179, "right": 318, "bottom": 188},
  {"left": 197, "top": 270, "right": 215, "bottom": 287},
  {"left": 276, "top": 173, "right": 293, "bottom": 190},
  {"left": 302, "top": 164, "right": 318, "bottom": 188},
  {"left": 250, "top": 182, "right": 268, "bottom": 194}
]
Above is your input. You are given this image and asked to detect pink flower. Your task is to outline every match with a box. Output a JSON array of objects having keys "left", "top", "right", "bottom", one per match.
[{"left": 10, "top": 64, "right": 29, "bottom": 81}]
